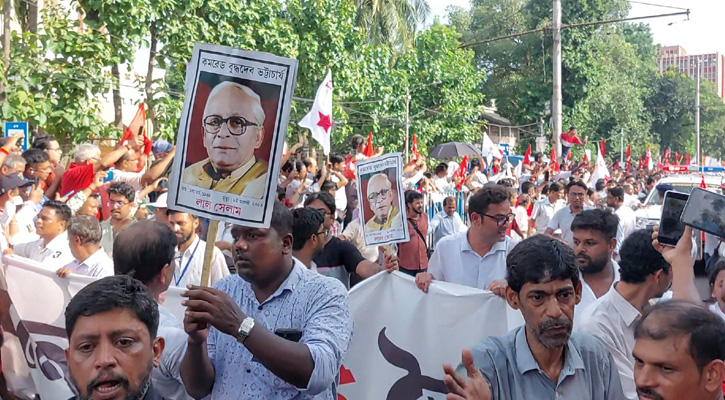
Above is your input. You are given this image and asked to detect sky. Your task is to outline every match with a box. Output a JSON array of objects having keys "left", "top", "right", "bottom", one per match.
[{"left": 429, "top": 0, "right": 725, "bottom": 55}]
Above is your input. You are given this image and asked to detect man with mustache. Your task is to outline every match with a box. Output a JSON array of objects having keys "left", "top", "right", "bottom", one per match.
[
  {"left": 166, "top": 209, "right": 229, "bottom": 288},
  {"left": 65, "top": 275, "right": 166, "bottom": 400},
  {"left": 101, "top": 182, "right": 137, "bottom": 257},
  {"left": 364, "top": 173, "right": 402, "bottom": 232},
  {"left": 442, "top": 234, "right": 625, "bottom": 400},
  {"left": 416, "top": 184, "right": 519, "bottom": 297},
  {"left": 545, "top": 180, "right": 590, "bottom": 246},
  {"left": 633, "top": 300, "right": 725, "bottom": 400},
  {"left": 183, "top": 81, "right": 268, "bottom": 198},
  {"left": 579, "top": 229, "right": 672, "bottom": 400},
  {"left": 570, "top": 208, "right": 620, "bottom": 313},
  {"left": 180, "top": 201, "right": 353, "bottom": 399}
]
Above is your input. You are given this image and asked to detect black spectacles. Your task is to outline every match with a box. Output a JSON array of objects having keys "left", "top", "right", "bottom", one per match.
[
  {"left": 367, "top": 188, "right": 391, "bottom": 203},
  {"left": 476, "top": 212, "right": 515, "bottom": 227},
  {"left": 310, "top": 208, "right": 333, "bottom": 217},
  {"left": 203, "top": 115, "right": 259, "bottom": 136},
  {"left": 314, "top": 229, "right": 329, "bottom": 238}
]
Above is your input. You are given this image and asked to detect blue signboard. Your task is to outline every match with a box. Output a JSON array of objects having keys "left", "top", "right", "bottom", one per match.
[{"left": 3, "top": 122, "right": 28, "bottom": 151}]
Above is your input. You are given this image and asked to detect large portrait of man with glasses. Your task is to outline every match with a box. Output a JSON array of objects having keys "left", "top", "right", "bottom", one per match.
[
  {"left": 183, "top": 80, "right": 269, "bottom": 197},
  {"left": 364, "top": 172, "right": 403, "bottom": 232}
]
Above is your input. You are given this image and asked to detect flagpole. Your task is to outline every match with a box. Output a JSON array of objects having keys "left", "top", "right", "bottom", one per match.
[{"left": 620, "top": 128, "right": 624, "bottom": 165}]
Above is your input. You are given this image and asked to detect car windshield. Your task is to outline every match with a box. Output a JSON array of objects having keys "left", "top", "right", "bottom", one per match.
[{"left": 646, "top": 183, "right": 723, "bottom": 206}]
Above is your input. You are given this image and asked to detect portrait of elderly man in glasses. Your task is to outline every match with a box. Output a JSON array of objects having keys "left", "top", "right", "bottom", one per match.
[
  {"left": 364, "top": 173, "right": 403, "bottom": 232},
  {"left": 183, "top": 81, "right": 268, "bottom": 198}
]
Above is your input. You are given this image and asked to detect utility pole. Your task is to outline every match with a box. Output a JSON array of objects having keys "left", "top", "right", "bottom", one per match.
[
  {"left": 2, "top": 0, "right": 11, "bottom": 91},
  {"left": 695, "top": 57, "right": 701, "bottom": 166},
  {"left": 552, "top": 0, "right": 563, "bottom": 161},
  {"left": 620, "top": 128, "right": 624, "bottom": 165},
  {"left": 404, "top": 87, "right": 411, "bottom": 163}
]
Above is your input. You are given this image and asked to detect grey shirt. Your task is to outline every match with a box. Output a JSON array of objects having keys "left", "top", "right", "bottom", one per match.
[{"left": 462, "top": 326, "right": 625, "bottom": 400}]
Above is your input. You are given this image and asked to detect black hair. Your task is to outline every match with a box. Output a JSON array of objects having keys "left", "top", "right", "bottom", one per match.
[
  {"left": 443, "top": 196, "right": 456, "bottom": 207},
  {"left": 534, "top": 152, "right": 544, "bottom": 161},
  {"left": 107, "top": 181, "right": 136, "bottom": 203},
  {"left": 470, "top": 158, "right": 481, "bottom": 168},
  {"left": 607, "top": 186, "right": 625, "bottom": 202},
  {"left": 351, "top": 134, "right": 365, "bottom": 150},
  {"left": 520, "top": 181, "right": 534, "bottom": 195},
  {"left": 166, "top": 209, "right": 198, "bottom": 219},
  {"left": 569, "top": 126, "right": 577, "bottom": 131},
  {"left": 541, "top": 183, "right": 551, "bottom": 196},
  {"left": 587, "top": 188, "right": 594, "bottom": 197},
  {"left": 281, "top": 161, "right": 294, "bottom": 173},
  {"left": 42, "top": 200, "right": 72, "bottom": 224},
  {"left": 291, "top": 208, "right": 324, "bottom": 251},
  {"left": 320, "top": 180, "right": 337, "bottom": 193},
  {"left": 31, "top": 134, "right": 58, "bottom": 151},
  {"left": 302, "top": 158, "right": 315, "bottom": 169},
  {"left": 619, "top": 229, "right": 670, "bottom": 284},
  {"left": 709, "top": 260, "right": 725, "bottom": 289},
  {"left": 65, "top": 275, "right": 159, "bottom": 339},
  {"left": 634, "top": 300, "right": 725, "bottom": 373},
  {"left": 549, "top": 181, "right": 563, "bottom": 193},
  {"left": 507, "top": 234, "right": 579, "bottom": 293},
  {"left": 22, "top": 148, "right": 49, "bottom": 166},
  {"left": 434, "top": 163, "right": 448, "bottom": 175},
  {"left": 405, "top": 190, "right": 424, "bottom": 205},
  {"left": 114, "top": 220, "right": 177, "bottom": 285},
  {"left": 570, "top": 209, "right": 619, "bottom": 241},
  {"left": 646, "top": 177, "right": 656, "bottom": 186},
  {"left": 566, "top": 180, "right": 588, "bottom": 194},
  {"left": 330, "top": 154, "right": 345, "bottom": 165},
  {"left": 468, "top": 184, "right": 509, "bottom": 215},
  {"left": 498, "top": 178, "right": 514, "bottom": 188},
  {"left": 304, "top": 191, "right": 336, "bottom": 214},
  {"left": 595, "top": 179, "right": 607, "bottom": 192},
  {"left": 270, "top": 200, "right": 293, "bottom": 237}
]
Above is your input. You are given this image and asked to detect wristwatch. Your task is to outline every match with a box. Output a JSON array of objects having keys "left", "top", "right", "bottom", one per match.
[{"left": 235, "top": 317, "right": 255, "bottom": 344}]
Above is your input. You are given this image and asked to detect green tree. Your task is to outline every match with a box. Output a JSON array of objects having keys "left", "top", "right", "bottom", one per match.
[{"left": 354, "top": 0, "right": 430, "bottom": 48}]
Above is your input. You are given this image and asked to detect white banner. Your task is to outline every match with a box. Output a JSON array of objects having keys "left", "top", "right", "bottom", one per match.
[
  {"left": 0, "top": 255, "right": 187, "bottom": 399},
  {"left": 337, "top": 272, "right": 523, "bottom": 400}
]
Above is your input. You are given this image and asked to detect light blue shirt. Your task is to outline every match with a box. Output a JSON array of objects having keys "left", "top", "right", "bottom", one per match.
[
  {"left": 429, "top": 211, "right": 467, "bottom": 247},
  {"left": 206, "top": 259, "right": 352, "bottom": 399},
  {"left": 463, "top": 326, "right": 626, "bottom": 400},
  {"left": 154, "top": 306, "right": 192, "bottom": 399}
]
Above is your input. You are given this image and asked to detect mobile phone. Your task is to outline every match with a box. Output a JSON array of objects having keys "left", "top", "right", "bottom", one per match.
[
  {"left": 274, "top": 328, "right": 302, "bottom": 342},
  {"left": 658, "top": 190, "right": 690, "bottom": 246},
  {"left": 681, "top": 187, "right": 725, "bottom": 238},
  {"left": 103, "top": 169, "right": 114, "bottom": 183}
]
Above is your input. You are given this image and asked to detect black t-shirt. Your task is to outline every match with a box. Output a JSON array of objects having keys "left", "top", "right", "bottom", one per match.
[{"left": 313, "top": 237, "right": 365, "bottom": 285}]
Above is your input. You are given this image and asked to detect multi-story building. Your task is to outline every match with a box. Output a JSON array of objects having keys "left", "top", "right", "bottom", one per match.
[{"left": 658, "top": 45, "right": 725, "bottom": 102}]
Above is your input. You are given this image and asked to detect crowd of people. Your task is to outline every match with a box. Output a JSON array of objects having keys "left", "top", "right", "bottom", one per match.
[{"left": 1, "top": 129, "right": 725, "bottom": 400}]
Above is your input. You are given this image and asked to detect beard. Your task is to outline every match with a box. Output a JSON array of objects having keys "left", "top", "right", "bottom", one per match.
[
  {"left": 70, "top": 359, "right": 153, "bottom": 400},
  {"left": 577, "top": 253, "right": 609, "bottom": 275},
  {"left": 534, "top": 315, "right": 573, "bottom": 349},
  {"left": 177, "top": 231, "right": 194, "bottom": 246}
]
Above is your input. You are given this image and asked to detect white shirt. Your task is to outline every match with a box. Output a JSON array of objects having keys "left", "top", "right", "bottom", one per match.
[
  {"left": 614, "top": 205, "right": 637, "bottom": 255},
  {"left": 340, "top": 219, "right": 379, "bottom": 262},
  {"left": 63, "top": 248, "right": 114, "bottom": 277},
  {"left": 467, "top": 171, "right": 488, "bottom": 190},
  {"left": 330, "top": 174, "right": 347, "bottom": 214},
  {"left": 511, "top": 206, "right": 529, "bottom": 240},
  {"left": 579, "top": 284, "right": 640, "bottom": 400},
  {"left": 112, "top": 169, "right": 143, "bottom": 191},
  {"left": 578, "top": 259, "right": 621, "bottom": 319},
  {"left": 709, "top": 302, "right": 725, "bottom": 323},
  {"left": 429, "top": 232, "right": 519, "bottom": 290},
  {"left": 14, "top": 231, "right": 75, "bottom": 268},
  {"left": 172, "top": 235, "right": 229, "bottom": 288},
  {"left": 624, "top": 193, "right": 640, "bottom": 209},
  {"left": 547, "top": 205, "right": 588, "bottom": 246},
  {"left": 532, "top": 197, "right": 566, "bottom": 233},
  {"left": 433, "top": 176, "right": 454, "bottom": 193}
]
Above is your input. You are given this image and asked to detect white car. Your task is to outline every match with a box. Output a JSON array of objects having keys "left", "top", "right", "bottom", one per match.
[{"left": 635, "top": 174, "right": 725, "bottom": 230}]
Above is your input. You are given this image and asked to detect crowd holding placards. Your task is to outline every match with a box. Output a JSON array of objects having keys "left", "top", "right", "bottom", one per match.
[{"left": 2, "top": 118, "right": 725, "bottom": 400}]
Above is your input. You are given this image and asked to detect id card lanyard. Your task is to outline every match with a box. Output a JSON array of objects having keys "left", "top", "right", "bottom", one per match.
[{"left": 174, "top": 239, "right": 201, "bottom": 286}]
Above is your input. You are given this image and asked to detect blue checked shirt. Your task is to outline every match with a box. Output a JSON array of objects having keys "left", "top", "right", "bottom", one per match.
[{"left": 206, "top": 258, "right": 353, "bottom": 399}]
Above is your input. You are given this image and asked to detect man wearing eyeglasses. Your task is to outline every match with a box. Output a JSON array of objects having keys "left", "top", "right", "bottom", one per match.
[
  {"left": 364, "top": 173, "right": 402, "bottom": 232},
  {"left": 100, "top": 182, "right": 137, "bottom": 257},
  {"left": 416, "top": 184, "right": 520, "bottom": 297},
  {"left": 183, "top": 81, "right": 268, "bottom": 198}
]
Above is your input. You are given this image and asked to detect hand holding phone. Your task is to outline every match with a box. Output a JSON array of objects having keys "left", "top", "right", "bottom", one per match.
[
  {"left": 681, "top": 187, "right": 725, "bottom": 238},
  {"left": 658, "top": 190, "right": 689, "bottom": 247}
]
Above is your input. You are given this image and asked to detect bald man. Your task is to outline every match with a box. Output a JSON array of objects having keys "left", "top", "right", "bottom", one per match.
[
  {"left": 364, "top": 173, "right": 402, "bottom": 232},
  {"left": 183, "top": 81, "right": 268, "bottom": 197}
]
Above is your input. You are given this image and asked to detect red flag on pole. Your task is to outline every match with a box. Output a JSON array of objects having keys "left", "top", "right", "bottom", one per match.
[
  {"left": 675, "top": 151, "right": 680, "bottom": 165},
  {"left": 685, "top": 153, "right": 691, "bottom": 165},
  {"left": 600, "top": 139, "right": 606, "bottom": 158},
  {"left": 118, "top": 103, "right": 151, "bottom": 172},
  {"left": 456, "top": 156, "right": 469, "bottom": 192},
  {"left": 411, "top": 134, "right": 420, "bottom": 160},
  {"left": 582, "top": 151, "right": 589, "bottom": 164},
  {"left": 701, "top": 174, "right": 707, "bottom": 189},
  {"left": 638, "top": 157, "right": 643, "bottom": 170},
  {"left": 523, "top": 145, "right": 532, "bottom": 166},
  {"left": 363, "top": 131, "right": 374, "bottom": 157},
  {"left": 625, "top": 145, "right": 631, "bottom": 172},
  {"left": 550, "top": 147, "right": 559, "bottom": 172},
  {"left": 664, "top": 149, "right": 671, "bottom": 165}
]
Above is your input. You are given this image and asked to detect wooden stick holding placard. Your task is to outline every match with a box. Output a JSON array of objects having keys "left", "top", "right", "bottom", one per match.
[{"left": 199, "top": 220, "right": 219, "bottom": 287}]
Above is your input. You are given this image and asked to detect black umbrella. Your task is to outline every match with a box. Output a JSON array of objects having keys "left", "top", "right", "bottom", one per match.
[{"left": 428, "top": 142, "right": 482, "bottom": 159}]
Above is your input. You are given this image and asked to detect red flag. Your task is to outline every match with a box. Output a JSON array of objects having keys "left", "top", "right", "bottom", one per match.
[
  {"left": 363, "top": 131, "right": 374, "bottom": 157},
  {"left": 675, "top": 151, "right": 680, "bottom": 165},
  {"left": 582, "top": 151, "right": 589, "bottom": 164},
  {"left": 523, "top": 145, "right": 532, "bottom": 166},
  {"left": 638, "top": 157, "right": 643, "bottom": 170},
  {"left": 550, "top": 147, "right": 559, "bottom": 172},
  {"left": 645, "top": 148, "right": 653, "bottom": 171},
  {"left": 614, "top": 160, "right": 620, "bottom": 170},
  {"left": 118, "top": 103, "right": 151, "bottom": 172},
  {"left": 600, "top": 140, "right": 606, "bottom": 158},
  {"left": 685, "top": 153, "right": 691, "bottom": 165},
  {"left": 565, "top": 150, "right": 572, "bottom": 162},
  {"left": 343, "top": 155, "right": 356, "bottom": 180},
  {"left": 626, "top": 145, "right": 631, "bottom": 172},
  {"left": 664, "top": 149, "right": 671, "bottom": 165},
  {"left": 456, "top": 156, "right": 469, "bottom": 191},
  {"left": 411, "top": 134, "right": 420, "bottom": 160},
  {"left": 701, "top": 174, "right": 707, "bottom": 189}
]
